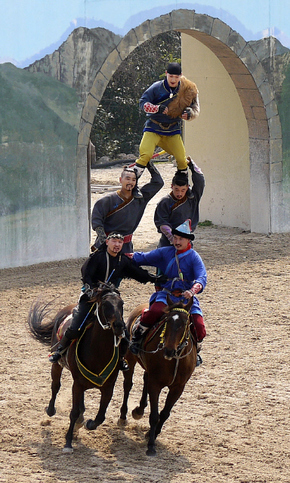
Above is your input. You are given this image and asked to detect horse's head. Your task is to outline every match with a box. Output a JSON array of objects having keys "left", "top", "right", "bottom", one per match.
[
  {"left": 91, "top": 282, "right": 125, "bottom": 337},
  {"left": 160, "top": 295, "right": 193, "bottom": 360}
]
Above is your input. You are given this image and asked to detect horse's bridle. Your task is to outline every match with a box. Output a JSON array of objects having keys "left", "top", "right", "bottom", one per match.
[
  {"left": 159, "top": 307, "right": 192, "bottom": 357},
  {"left": 94, "top": 292, "right": 125, "bottom": 347}
]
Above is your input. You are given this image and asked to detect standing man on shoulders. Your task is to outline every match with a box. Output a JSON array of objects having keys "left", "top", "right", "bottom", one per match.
[
  {"left": 132, "top": 62, "right": 200, "bottom": 194},
  {"left": 91, "top": 161, "right": 163, "bottom": 253},
  {"left": 154, "top": 157, "right": 205, "bottom": 247}
]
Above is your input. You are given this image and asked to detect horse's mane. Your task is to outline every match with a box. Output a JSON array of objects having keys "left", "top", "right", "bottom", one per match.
[
  {"left": 163, "top": 300, "right": 188, "bottom": 314},
  {"left": 90, "top": 281, "right": 121, "bottom": 302}
]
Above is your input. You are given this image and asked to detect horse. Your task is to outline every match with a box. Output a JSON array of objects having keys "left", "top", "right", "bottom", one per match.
[
  {"left": 27, "top": 282, "right": 126, "bottom": 453},
  {"left": 118, "top": 295, "right": 197, "bottom": 456}
]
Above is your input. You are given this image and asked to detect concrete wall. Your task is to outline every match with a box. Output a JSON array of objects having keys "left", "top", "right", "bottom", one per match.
[{"left": 182, "top": 34, "right": 251, "bottom": 229}]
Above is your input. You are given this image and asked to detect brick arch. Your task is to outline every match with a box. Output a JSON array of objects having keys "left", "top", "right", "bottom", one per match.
[{"left": 77, "top": 9, "right": 283, "bottom": 233}]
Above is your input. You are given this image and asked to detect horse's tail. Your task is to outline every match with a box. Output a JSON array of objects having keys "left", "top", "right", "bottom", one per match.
[{"left": 27, "top": 298, "right": 57, "bottom": 345}]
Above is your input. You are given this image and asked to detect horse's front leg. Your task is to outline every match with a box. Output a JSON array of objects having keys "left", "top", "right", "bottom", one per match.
[
  {"left": 64, "top": 382, "right": 85, "bottom": 453},
  {"left": 146, "top": 382, "right": 161, "bottom": 457},
  {"left": 118, "top": 361, "right": 136, "bottom": 426},
  {"left": 132, "top": 370, "right": 148, "bottom": 420},
  {"left": 85, "top": 382, "right": 115, "bottom": 430},
  {"left": 155, "top": 384, "right": 185, "bottom": 439},
  {"left": 46, "top": 362, "right": 63, "bottom": 417}
]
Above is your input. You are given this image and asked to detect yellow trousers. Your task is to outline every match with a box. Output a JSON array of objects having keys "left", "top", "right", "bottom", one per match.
[{"left": 136, "top": 132, "right": 188, "bottom": 170}]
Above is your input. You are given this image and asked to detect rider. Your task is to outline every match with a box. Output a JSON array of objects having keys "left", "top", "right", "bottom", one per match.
[
  {"left": 127, "top": 220, "right": 207, "bottom": 362},
  {"left": 49, "top": 232, "right": 167, "bottom": 369}
]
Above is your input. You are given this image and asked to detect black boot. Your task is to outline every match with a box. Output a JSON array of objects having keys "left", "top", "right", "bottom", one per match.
[
  {"left": 130, "top": 322, "right": 149, "bottom": 355},
  {"left": 196, "top": 340, "right": 203, "bottom": 367},
  {"left": 119, "top": 332, "right": 130, "bottom": 371},
  {"left": 119, "top": 358, "right": 130, "bottom": 371},
  {"left": 49, "top": 334, "right": 72, "bottom": 363}
]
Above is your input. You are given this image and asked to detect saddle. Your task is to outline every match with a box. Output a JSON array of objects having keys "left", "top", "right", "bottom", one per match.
[
  {"left": 56, "top": 315, "right": 72, "bottom": 341},
  {"left": 131, "top": 316, "right": 165, "bottom": 350}
]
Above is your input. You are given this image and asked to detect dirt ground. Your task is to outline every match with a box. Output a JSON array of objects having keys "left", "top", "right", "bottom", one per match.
[{"left": 0, "top": 163, "right": 290, "bottom": 483}]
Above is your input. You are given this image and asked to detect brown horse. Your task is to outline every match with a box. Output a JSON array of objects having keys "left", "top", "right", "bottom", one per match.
[
  {"left": 27, "top": 282, "right": 125, "bottom": 453},
  {"left": 118, "top": 296, "right": 197, "bottom": 456}
]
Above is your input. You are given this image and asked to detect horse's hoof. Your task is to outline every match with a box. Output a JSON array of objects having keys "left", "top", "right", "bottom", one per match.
[
  {"left": 63, "top": 446, "right": 74, "bottom": 454},
  {"left": 132, "top": 407, "right": 144, "bottom": 420},
  {"left": 117, "top": 418, "right": 128, "bottom": 427},
  {"left": 45, "top": 406, "right": 56, "bottom": 417},
  {"left": 85, "top": 419, "right": 96, "bottom": 431},
  {"left": 146, "top": 447, "right": 156, "bottom": 457}
]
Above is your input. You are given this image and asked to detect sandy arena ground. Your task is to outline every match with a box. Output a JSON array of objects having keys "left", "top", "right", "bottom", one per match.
[{"left": 0, "top": 163, "right": 289, "bottom": 482}]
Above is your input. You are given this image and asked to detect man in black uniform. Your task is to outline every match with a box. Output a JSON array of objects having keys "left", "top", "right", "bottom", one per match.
[{"left": 49, "top": 232, "right": 166, "bottom": 369}]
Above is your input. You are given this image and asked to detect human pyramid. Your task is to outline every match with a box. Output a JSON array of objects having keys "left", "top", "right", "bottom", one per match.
[{"left": 49, "top": 63, "right": 207, "bottom": 369}]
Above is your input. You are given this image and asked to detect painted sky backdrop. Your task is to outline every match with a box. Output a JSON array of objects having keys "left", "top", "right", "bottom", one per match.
[{"left": 1, "top": 0, "right": 289, "bottom": 67}]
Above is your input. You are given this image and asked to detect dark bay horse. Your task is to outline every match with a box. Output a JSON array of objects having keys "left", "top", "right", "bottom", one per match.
[
  {"left": 28, "top": 282, "right": 125, "bottom": 453},
  {"left": 118, "top": 296, "right": 197, "bottom": 456}
]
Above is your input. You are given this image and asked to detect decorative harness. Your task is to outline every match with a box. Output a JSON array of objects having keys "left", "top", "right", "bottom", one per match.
[
  {"left": 139, "top": 306, "right": 193, "bottom": 386},
  {"left": 159, "top": 307, "right": 190, "bottom": 350},
  {"left": 75, "top": 295, "right": 124, "bottom": 387}
]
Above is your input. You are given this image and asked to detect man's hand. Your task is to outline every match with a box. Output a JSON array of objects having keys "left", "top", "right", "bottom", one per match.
[
  {"left": 187, "top": 156, "right": 203, "bottom": 174},
  {"left": 158, "top": 104, "right": 168, "bottom": 114},
  {"left": 182, "top": 108, "right": 191, "bottom": 120},
  {"left": 182, "top": 283, "right": 202, "bottom": 299}
]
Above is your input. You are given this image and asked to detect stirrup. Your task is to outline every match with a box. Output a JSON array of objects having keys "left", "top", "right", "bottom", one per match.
[
  {"left": 196, "top": 354, "right": 203, "bottom": 367},
  {"left": 119, "top": 358, "right": 129, "bottom": 372}
]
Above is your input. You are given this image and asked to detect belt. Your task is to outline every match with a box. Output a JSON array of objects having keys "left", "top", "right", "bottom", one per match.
[
  {"left": 151, "top": 119, "right": 179, "bottom": 130},
  {"left": 123, "top": 234, "right": 133, "bottom": 244}
]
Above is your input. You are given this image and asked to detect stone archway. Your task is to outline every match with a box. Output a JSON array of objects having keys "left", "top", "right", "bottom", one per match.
[{"left": 77, "top": 9, "right": 283, "bottom": 234}]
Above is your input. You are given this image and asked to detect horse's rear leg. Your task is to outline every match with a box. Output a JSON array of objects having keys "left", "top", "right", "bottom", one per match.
[
  {"left": 46, "top": 362, "right": 63, "bottom": 417},
  {"left": 118, "top": 362, "right": 136, "bottom": 426},
  {"left": 85, "top": 383, "right": 115, "bottom": 431},
  {"left": 155, "top": 385, "right": 185, "bottom": 439},
  {"left": 64, "top": 383, "right": 85, "bottom": 453},
  {"left": 132, "top": 371, "right": 148, "bottom": 420}
]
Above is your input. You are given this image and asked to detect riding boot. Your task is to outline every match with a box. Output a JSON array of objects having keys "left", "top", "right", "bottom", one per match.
[
  {"left": 132, "top": 163, "right": 145, "bottom": 199},
  {"left": 196, "top": 340, "right": 203, "bottom": 367},
  {"left": 119, "top": 332, "right": 130, "bottom": 371},
  {"left": 48, "top": 333, "right": 73, "bottom": 363},
  {"left": 130, "top": 322, "right": 149, "bottom": 355}
]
